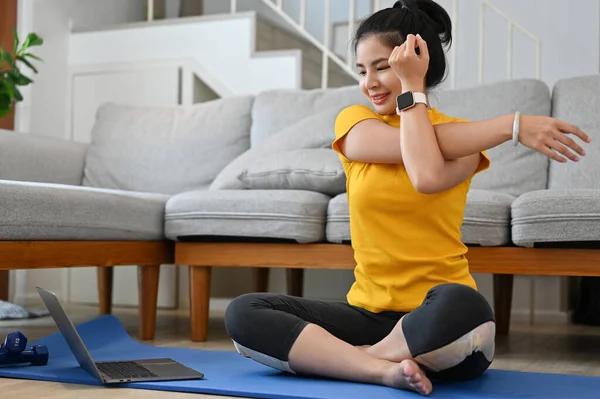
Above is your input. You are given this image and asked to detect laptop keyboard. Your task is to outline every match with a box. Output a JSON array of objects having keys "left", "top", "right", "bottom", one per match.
[{"left": 96, "top": 361, "right": 159, "bottom": 379}]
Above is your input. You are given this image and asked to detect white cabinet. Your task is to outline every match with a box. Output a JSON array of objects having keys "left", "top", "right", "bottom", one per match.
[{"left": 67, "top": 65, "right": 181, "bottom": 308}]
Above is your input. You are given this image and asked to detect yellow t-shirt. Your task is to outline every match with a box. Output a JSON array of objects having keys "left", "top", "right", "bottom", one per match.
[{"left": 332, "top": 105, "right": 490, "bottom": 313}]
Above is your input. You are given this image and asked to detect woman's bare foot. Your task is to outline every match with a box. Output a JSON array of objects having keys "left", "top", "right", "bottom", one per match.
[
  {"left": 363, "top": 316, "right": 412, "bottom": 362},
  {"left": 382, "top": 359, "right": 432, "bottom": 396}
]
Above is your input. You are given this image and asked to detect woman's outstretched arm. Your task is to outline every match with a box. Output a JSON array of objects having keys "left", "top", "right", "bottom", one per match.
[
  {"left": 434, "top": 114, "right": 590, "bottom": 163},
  {"left": 340, "top": 113, "right": 589, "bottom": 166}
]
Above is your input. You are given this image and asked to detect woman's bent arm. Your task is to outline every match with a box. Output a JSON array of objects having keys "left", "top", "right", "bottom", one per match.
[{"left": 397, "top": 103, "right": 448, "bottom": 193}]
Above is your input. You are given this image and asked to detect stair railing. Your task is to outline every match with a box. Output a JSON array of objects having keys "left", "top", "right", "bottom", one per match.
[{"left": 231, "top": 0, "right": 542, "bottom": 89}]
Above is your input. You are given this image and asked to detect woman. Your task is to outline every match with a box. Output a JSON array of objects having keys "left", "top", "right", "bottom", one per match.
[{"left": 224, "top": 0, "right": 590, "bottom": 395}]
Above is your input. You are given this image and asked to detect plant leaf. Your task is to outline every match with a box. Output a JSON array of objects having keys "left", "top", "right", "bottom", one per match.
[
  {"left": 21, "top": 33, "right": 43, "bottom": 51},
  {"left": 7, "top": 70, "right": 32, "bottom": 86},
  {"left": 23, "top": 52, "right": 42, "bottom": 61},
  {"left": 1, "top": 79, "right": 15, "bottom": 98},
  {"left": 29, "top": 33, "right": 43, "bottom": 46},
  {"left": 15, "top": 74, "right": 32, "bottom": 86},
  {"left": 13, "top": 87, "right": 23, "bottom": 101},
  {"left": 0, "top": 92, "right": 11, "bottom": 110},
  {"left": 16, "top": 55, "right": 38, "bottom": 73},
  {"left": 13, "top": 28, "right": 20, "bottom": 53},
  {"left": 1, "top": 51, "right": 15, "bottom": 69},
  {"left": 7, "top": 70, "right": 19, "bottom": 82}
]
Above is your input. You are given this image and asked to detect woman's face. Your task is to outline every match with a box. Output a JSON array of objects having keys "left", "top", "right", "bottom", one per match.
[{"left": 356, "top": 35, "right": 403, "bottom": 116}]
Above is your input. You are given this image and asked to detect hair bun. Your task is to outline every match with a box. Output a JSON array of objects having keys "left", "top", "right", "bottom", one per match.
[{"left": 392, "top": 0, "right": 415, "bottom": 10}]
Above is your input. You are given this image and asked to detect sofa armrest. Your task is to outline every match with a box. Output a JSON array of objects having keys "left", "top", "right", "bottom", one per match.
[{"left": 0, "top": 129, "right": 88, "bottom": 186}]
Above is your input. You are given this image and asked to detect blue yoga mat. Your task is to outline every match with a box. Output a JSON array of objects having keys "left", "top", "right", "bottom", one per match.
[{"left": 0, "top": 315, "right": 597, "bottom": 398}]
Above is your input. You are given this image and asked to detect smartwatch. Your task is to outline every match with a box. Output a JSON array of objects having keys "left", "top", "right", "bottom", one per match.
[{"left": 396, "top": 91, "right": 428, "bottom": 114}]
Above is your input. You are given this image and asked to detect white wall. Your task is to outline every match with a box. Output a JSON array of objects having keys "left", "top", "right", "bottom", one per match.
[
  {"left": 351, "top": 0, "right": 600, "bottom": 90},
  {"left": 19, "top": 0, "right": 146, "bottom": 140},
  {"left": 451, "top": 0, "right": 599, "bottom": 89}
]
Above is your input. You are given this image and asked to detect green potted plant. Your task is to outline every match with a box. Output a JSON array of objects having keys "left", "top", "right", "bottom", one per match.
[{"left": 0, "top": 30, "right": 43, "bottom": 118}]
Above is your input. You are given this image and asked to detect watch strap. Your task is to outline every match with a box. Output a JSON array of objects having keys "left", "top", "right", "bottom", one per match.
[{"left": 413, "top": 92, "right": 428, "bottom": 106}]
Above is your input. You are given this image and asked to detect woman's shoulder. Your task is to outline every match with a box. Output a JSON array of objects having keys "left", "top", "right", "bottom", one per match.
[
  {"left": 334, "top": 104, "right": 382, "bottom": 138},
  {"left": 336, "top": 104, "right": 379, "bottom": 120}
]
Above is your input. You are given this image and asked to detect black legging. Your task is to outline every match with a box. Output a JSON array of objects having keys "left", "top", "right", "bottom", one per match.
[{"left": 225, "top": 283, "right": 495, "bottom": 382}]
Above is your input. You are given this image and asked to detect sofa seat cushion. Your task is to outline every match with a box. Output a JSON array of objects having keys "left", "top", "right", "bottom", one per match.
[
  {"left": 325, "top": 194, "right": 351, "bottom": 243},
  {"left": 462, "top": 189, "right": 515, "bottom": 246},
  {"left": 326, "top": 189, "right": 514, "bottom": 246},
  {"left": 0, "top": 180, "right": 168, "bottom": 240},
  {"left": 512, "top": 189, "right": 600, "bottom": 247},
  {"left": 165, "top": 190, "right": 330, "bottom": 243}
]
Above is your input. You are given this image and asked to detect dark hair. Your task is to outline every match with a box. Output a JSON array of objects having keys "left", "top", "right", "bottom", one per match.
[{"left": 353, "top": 0, "right": 452, "bottom": 89}]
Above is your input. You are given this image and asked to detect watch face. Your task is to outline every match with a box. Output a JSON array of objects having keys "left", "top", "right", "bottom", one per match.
[{"left": 396, "top": 92, "right": 415, "bottom": 110}]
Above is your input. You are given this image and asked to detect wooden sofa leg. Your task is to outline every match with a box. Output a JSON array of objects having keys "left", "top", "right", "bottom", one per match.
[
  {"left": 0, "top": 271, "right": 9, "bottom": 301},
  {"left": 138, "top": 265, "right": 160, "bottom": 340},
  {"left": 97, "top": 267, "right": 114, "bottom": 315},
  {"left": 254, "top": 267, "right": 269, "bottom": 292},
  {"left": 494, "top": 274, "right": 514, "bottom": 336},
  {"left": 190, "top": 265, "right": 212, "bottom": 342},
  {"left": 287, "top": 269, "right": 304, "bottom": 297}
]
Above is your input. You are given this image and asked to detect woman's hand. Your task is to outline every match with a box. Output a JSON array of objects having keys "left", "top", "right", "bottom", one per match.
[
  {"left": 389, "top": 34, "right": 429, "bottom": 91},
  {"left": 518, "top": 115, "right": 591, "bottom": 162}
]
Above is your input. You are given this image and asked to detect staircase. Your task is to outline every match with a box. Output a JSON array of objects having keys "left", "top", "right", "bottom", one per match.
[{"left": 198, "top": 0, "right": 542, "bottom": 90}]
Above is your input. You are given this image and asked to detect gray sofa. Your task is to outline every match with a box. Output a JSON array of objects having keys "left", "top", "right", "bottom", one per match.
[{"left": 1, "top": 74, "right": 598, "bottom": 342}]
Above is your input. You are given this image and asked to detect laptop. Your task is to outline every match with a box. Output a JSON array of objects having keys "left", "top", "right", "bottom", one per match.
[{"left": 36, "top": 286, "right": 204, "bottom": 384}]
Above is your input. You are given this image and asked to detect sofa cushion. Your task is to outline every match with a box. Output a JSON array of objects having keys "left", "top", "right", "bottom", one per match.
[
  {"left": 461, "top": 189, "right": 515, "bottom": 246},
  {"left": 548, "top": 75, "right": 600, "bottom": 190},
  {"left": 0, "top": 130, "right": 88, "bottom": 186},
  {"left": 325, "top": 194, "right": 351, "bottom": 243},
  {"left": 512, "top": 189, "right": 600, "bottom": 247},
  {"left": 237, "top": 149, "right": 346, "bottom": 196},
  {"left": 250, "top": 85, "right": 369, "bottom": 146},
  {"left": 83, "top": 96, "right": 254, "bottom": 195},
  {"left": 430, "top": 79, "right": 551, "bottom": 196},
  {"left": 210, "top": 106, "right": 346, "bottom": 190},
  {"left": 0, "top": 180, "right": 167, "bottom": 240},
  {"left": 165, "top": 190, "right": 330, "bottom": 243},
  {"left": 326, "top": 189, "right": 513, "bottom": 246}
]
